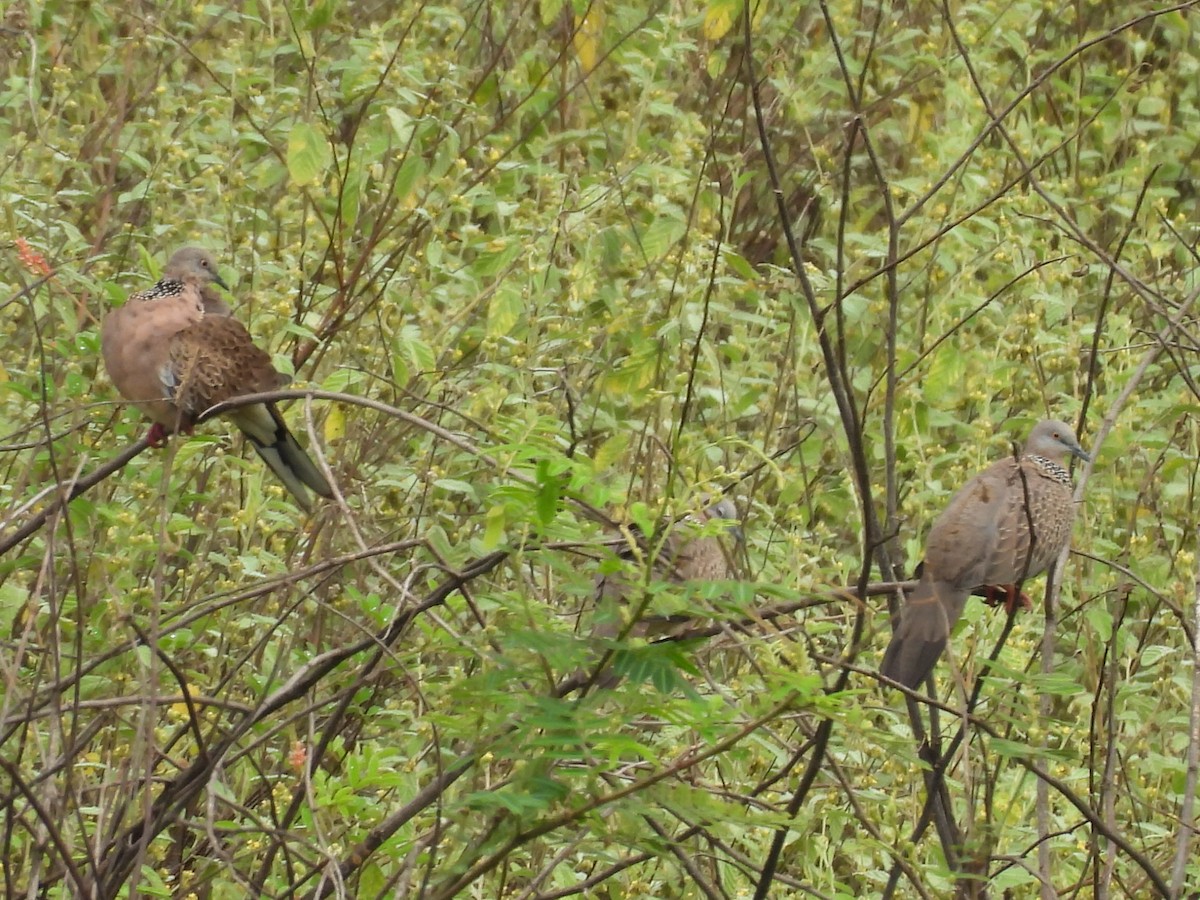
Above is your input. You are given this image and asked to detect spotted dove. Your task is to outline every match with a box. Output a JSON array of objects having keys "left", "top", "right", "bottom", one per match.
[
  {"left": 880, "top": 419, "right": 1089, "bottom": 689},
  {"left": 101, "top": 247, "right": 334, "bottom": 510},
  {"left": 584, "top": 497, "right": 742, "bottom": 687}
]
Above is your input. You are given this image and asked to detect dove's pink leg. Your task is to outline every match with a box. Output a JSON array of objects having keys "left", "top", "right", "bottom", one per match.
[
  {"left": 980, "top": 584, "right": 1032, "bottom": 614},
  {"left": 146, "top": 422, "right": 169, "bottom": 448}
]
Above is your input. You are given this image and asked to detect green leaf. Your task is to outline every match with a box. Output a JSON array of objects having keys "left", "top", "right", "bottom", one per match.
[
  {"left": 487, "top": 284, "right": 524, "bottom": 337},
  {"left": 723, "top": 248, "right": 755, "bottom": 279},
  {"left": 393, "top": 154, "right": 425, "bottom": 202},
  {"left": 474, "top": 241, "right": 522, "bottom": 278},
  {"left": 593, "top": 432, "right": 629, "bottom": 472},
  {"left": 601, "top": 346, "right": 659, "bottom": 396},
  {"left": 321, "top": 368, "right": 366, "bottom": 392},
  {"left": 922, "top": 349, "right": 966, "bottom": 405},
  {"left": 433, "top": 478, "right": 477, "bottom": 497},
  {"left": 611, "top": 642, "right": 702, "bottom": 695},
  {"left": 1084, "top": 604, "right": 1113, "bottom": 642},
  {"left": 640, "top": 215, "right": 686, "bottom": 260},
  {"left": 483, "top": 505, "right": 505, "bottom": 549},
  {"left": 534, "top": 459, "right": 560, "bottom": 526},
  {"left": 339, "top": 161, "right": 362, "bottom": 227},
  {"left": 703, "top": 0, "right": 742, "bottom": 40},
  {"left": 307, "top": 0, "right": 336, "bottom": 29},
  {"left": 1028, "top": 672, "right": 1084, "bottom": 696},
  {"left": 287, "top": 123, "right": 332, "bottom": 186},
  {"left": 386, "top": 107, "right": 415, "bottom": 145}
]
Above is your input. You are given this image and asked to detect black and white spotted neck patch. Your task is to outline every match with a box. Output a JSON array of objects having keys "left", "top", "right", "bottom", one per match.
[
  {"left": 1027, "top": 454, "right": 1072, "bottom": 485},
  {"left": 131, "top": 278, "right": 189, "bottom": 303}
]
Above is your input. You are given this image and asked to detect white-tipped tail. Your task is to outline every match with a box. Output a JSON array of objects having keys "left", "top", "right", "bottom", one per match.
[{"left": 232, "top": 403, "right": 333, "bottom": 510}]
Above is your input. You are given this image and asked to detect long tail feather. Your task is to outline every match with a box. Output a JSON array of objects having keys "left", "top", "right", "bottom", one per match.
[
  {"left": 880, "top": 579, "right": 964, "bottom": 689},
  {"left": 231, "top": 403, "right": 334, "bottom": 510}
]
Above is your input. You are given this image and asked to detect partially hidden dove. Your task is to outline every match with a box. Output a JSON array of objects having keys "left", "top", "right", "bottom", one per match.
[
  {"left": 880, "top": 419, "right": 1090, "bottom": 689},
  {"left": 101, "top": 247, "right": 334, "bottom": 510},
  {"left": 585, "top": 496, "right": 743, "bottom": 687}
]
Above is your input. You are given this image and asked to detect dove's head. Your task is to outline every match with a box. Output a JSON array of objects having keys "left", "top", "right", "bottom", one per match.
[
  {"left": 1024, "top": 419, "right": 1090, "bottom": 464},
  {"left": 164, "top": 247, "right": 229, "bottom": 292},
  {"left": 699, "top": 495, "right": 744, "bottom": 544}
]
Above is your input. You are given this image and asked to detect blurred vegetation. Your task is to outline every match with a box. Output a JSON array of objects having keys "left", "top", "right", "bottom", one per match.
[{"left": 1, "top": 0, "right": 1199, "bottom": 896}]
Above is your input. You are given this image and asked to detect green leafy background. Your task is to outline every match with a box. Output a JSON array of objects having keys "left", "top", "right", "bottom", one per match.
[{"left": 1, "top": 0, "right": 1198, "bottom": 896}]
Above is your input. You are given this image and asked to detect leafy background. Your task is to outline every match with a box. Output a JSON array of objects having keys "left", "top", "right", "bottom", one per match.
[{"left": 2, "top": 0, "right": 1199, "bottom": 896}]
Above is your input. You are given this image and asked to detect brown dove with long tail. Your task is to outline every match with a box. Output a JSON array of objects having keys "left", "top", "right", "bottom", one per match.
[
  {"left": 880, "top": 419, "right": 1089, "bottom": 689},
  {"left": 101, "top": 247, "right": 334, "bottom": 510},
  {"left": 582, "top": 497, "right": 743, "bottom": 689}
]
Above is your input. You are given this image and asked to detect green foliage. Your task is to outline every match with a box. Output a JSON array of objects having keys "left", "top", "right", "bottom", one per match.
[{"left": 0, "top": 0, "right": 1198, "bottom": 896}]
